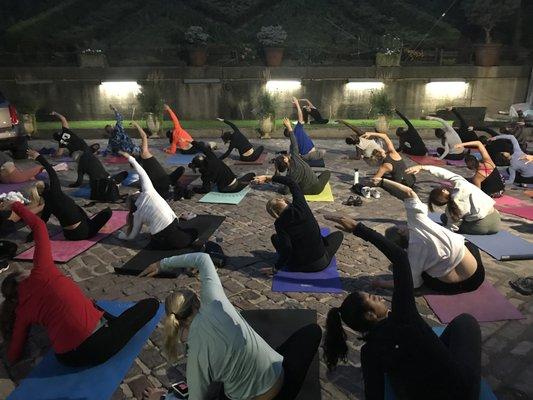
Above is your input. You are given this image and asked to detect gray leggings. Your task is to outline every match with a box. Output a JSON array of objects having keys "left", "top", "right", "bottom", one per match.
[
  {"left": 305, "top": 171, "right": 331, "bottom": 195},
  {"left": 459, "top": 209, "right": 501, "bottom": 235},
  {"left": 301, "top": 149, "right": 325, "bottom": 161}
]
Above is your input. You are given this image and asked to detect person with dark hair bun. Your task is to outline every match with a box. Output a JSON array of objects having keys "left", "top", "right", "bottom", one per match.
[
  {"left": 217, "top": 118, "right": 264, "bottom": 162},
  {"left": 322, "top": 214, "right": 481, "bottom": 400}
]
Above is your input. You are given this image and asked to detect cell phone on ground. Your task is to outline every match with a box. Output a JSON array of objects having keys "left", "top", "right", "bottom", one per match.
[{"left": 171, "top": 381, "right": 189, "bottom": 399}]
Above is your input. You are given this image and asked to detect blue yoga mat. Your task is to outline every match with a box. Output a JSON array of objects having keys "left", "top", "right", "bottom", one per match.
[
  {"left": 428, "top": 213, "right": 533, "bottom": 261},
  {"left": 272, "top": 228, "right": 343, "bottom": 293},
  {"left": 165, "top": 153, "right": 200, "bottom": 166},
  {"left": 8, "top": 300, "right": 164, "bottom": 400},
  {"left": 122, "top": 171, "right": 140, "bottom": 186},
  {"left": 71, "top": 185, "right": 91, "bottom": 199},
  {"left": 385, "top": 327, "right": 496, "bottom": 400},
  {"left": 198, "top": 186, "right": 251, "bottom": 205}
]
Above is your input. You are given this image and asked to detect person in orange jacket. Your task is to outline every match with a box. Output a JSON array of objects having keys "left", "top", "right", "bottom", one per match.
[{"left": 163, "top": 104, "right": 195, "bottom": 154}]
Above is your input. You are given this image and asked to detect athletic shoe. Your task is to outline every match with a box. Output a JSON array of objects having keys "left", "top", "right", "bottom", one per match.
[
  {"left": 370, "top": 188, "right": 381, "bottom": 199},
  {"left": 343, "top": 195, "right": 363, "bottom": 207},
  {"left": 361, "top": 186, "right": 372, "bottom": 199}
]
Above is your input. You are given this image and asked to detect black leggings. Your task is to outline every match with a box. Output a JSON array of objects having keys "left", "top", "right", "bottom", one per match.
[
  {"left": 515, "top": 172, "right": 533, "bottom": 184},
  {"left": 147, "top": 218, "right": 198, "bottom": 250},
  {"left": 305, "top": 171, "right": 330, "bottom": 195},
  {"left": 63, "top": 207, "right": 112, "bottom": 241},
  {"left": 179, "top": 146, "right": 199, "bottom": 155},
  {"left": 240, "top": 146, "right": 264, "bottom": 162},
  {"left": 219, "top": 173, "right": 255, "bottom": 193},
  {"left": 400, "top": 142, "right": 427, "bottom": 156},
  {"left": 422, "top": 243, "right": 485, "bottom": 294},
  {"left": 272, "top": 231, "right": 343, "bottom": 272},
  {"left": 436, "top": 148, "right": 465, "bottom": 160},
  {"left": 56, "top": 298, "right": 159, "bottom": 367}
]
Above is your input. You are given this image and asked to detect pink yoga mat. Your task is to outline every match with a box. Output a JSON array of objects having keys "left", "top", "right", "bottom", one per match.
[
  {"left": 446, "top": 159, "right": 466, "bottom": 167},
  {"left": 425, "top": 281, "right": 524, "bottom": 323},
  {"left": 16, "top": 210, "right": 128, "bottom": 263},
  {"left": 406, "top": 155, "right": 446, "bottom": 166},
  {"left": 497, "top": 205, "right": 533, "bottom": 221},
  {"left": 494, "top": 195, "right": 526, "bottom": 207},
  {"left": 103, "top": 156, "right": 129, "bottom": 165}
]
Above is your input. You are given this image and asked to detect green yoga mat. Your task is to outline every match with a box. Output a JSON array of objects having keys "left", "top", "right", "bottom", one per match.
[{"left": 198, "top": 186, "right": 251, "bottom": 205}]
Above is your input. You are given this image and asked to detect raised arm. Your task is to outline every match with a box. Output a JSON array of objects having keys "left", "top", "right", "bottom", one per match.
[
  {"left": 426, "top": 116, "right": 454, "bottom": 131},
  {"left": 50, "top": 111, "right": 69, "bottom": 129},
  {"left": 492, "top": 134, "right": 523, "bottom": 155},
  {"left": 337, "top": 120, "right": 365, "bottom": 136},
  {"left": 362, "top": 132, "right": 395, "bottom": 153},
  {"left": 418, "top": 165, "right": 462, "bottom": 181},
  {"left": 165, "top": 104, "right": 183, "bottom": 131},
  {"left": 159, "top": 253, "right": 225, "bottom": 304},
  {"left": 395, "top": 109, "right": 414, "bottom": 131},
  {"left": 70, "top": 160, "right": 85, "bottom": 187},
  {"left": 272, "top": 174, "right": 307, "bottom": 210},
  {"left": 379, "top": 178, "right": 418, "bottom": 201},
  {"left": 288, "top": 130, "right": 300, "bottom": 156},
  {"left": 125, "top": 154, "right": 155, "bottom": 193},
  {"left": 292, "top": 97, "right": 304, "bottom": 124},
  {"left": 221, "top": 118, "right": 239, "bottom": 134},
  {"left": 456, "top": 141, "right": 492, "bottom": 164},
  {"left": 33, "top": 153, "right": 61, "bottom": 193},
  {"left": 451, "top": 108, "right": 467, "bottom": 130},
  {"left": 111, "top": 105, "right": 124, "bottom": 130},
  {"left": 219, "top": 142, "right": 234, "bottom": 160}
]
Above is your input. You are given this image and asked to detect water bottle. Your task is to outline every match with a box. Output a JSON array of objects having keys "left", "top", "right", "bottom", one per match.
[{"left": 353, "top": 168, "right": 359, "bottom": 185}]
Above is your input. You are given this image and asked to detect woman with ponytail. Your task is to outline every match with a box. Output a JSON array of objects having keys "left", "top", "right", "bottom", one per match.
[
  {"left": 323, "top": 214, "right": 482, "bottom": 400},
  {"left": 139, "top": 252, "right": 322, "bottom": 400},
  {"left": 405, "top": 165, "right": 500, "bottom": 235}
]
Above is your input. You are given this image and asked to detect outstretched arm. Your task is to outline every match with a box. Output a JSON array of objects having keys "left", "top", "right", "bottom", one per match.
[
  {"left": 455, "top": 141, "right": 493, "bottom": 164},
  {"left": 362, "top": 132, "right": 395, "bottom": 153},
  {"left": 292, "top": 97, "right": 304, "bottom": 124},
  {"left": 165, "top": 104, "right": 183, "bottom": 131},
  {"left": 221, "top": 118, "right": 239, "bottom": 134},
  {"left": 395, "top": 109, "right": 414, "bottom": 131},
  {"left": 219, "top": 145, "right": 234, "bottom": 160},
  {"left": 131, "top": 122, "right": 151, "bottom": 158},
  {"left": 111, "top": 105, "right": 124, "bottom": 130},
  {"left": 50, "top": 111, "right": 69, "bottom": 129},
  {"left": 492, "top": 134, "right": 523, "bottom": 155},
  {"left": 337, "top": 120, "right": 365, "bottom": 136},
  {"left": 378, "top": 178, "right": 418, "bottom": 201},
  {"left": 451, "top": 108, "right": 467, "bottom": 130},
  {"left": 32, "top": 153, "right": 61, "bottom": 193},
  {"left": 124, "top": 153, "right": 155, "bottom": 193}
]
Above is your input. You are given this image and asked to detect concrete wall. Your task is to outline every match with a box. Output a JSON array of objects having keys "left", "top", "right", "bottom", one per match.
[{"left": 0, "top": 65, "right": 530, "bottom": 120}]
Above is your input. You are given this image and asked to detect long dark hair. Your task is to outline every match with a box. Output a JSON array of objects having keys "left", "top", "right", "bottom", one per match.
[
  {"left": 0, "top": 271, "right": 21, "bottom": 341},
  {"left": 428, "top": 187, "right": 462, "bottom": 221},
  {"left": 323, "top": 292, "right": 375, "bottom": 371}
]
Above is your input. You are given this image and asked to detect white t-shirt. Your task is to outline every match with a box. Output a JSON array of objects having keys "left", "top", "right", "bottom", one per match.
[
  {"left": 405, "top": 197, "right": 465, "bottom": 288},
  {"left": 357, "top": 137, "right": 383, "bottom": 158}
]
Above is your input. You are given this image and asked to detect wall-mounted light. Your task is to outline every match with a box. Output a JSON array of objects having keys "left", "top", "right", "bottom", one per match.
[
  {"left": 346, "top": 79, "right": 384, "bottom": 91},
  {"left": 425, "top": 79, "right": 468, "bottom": 98},
  {"left": 99, "top": 81, "right": 141, "bottom": 98},
  {"left": 265, "top": 80, "right": 301, "bottom": 92}
]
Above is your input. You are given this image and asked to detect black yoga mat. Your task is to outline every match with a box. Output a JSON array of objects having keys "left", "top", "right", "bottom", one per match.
[
  {"left": 306, "top": 159, "right": 325, "bottom": 168},
  {"left": 241, "top": 309, "right": 321, "bottom": 400},
  {"left": 114, "top": 215, "right": 226, "bottom": 275}
]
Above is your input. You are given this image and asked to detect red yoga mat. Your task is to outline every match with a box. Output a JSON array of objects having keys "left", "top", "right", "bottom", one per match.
[
  {"left": 494, "top": 195, "right": 525, "bottom": 208},
  {"left": 406, "top": 155, "right": 446, "bottom": 166},
  {"left": 16, "top": 210, "right": 128, "bottom": 263},
  {"left": 497, "top": 205, "right": 533, "bottom": 221},
  {"left": 424, "top": 281, "right": 524, "bottom": 323},
  {"left": 103, "top": 155, "right": 130, "bottom": 165}
]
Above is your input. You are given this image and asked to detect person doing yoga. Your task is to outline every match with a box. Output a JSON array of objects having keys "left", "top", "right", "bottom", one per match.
[
  {"left": 0, "top": 192, "right": 44, "bottom": 237},
  {"left": 103, "top": 105, "right": 140, "bottom": 155},
  {"left": 373, "top": 178, "right": 485, "bottom": 294},
  {"left": 425, "top": 115, "right": 465, "bottom": 160},
  {"left": 361, "top": 132, "right": 416, "bottom": 188},
  {"left": 253, "top": 174, "right": 343, "bottom": 272},
  {"left": 0, "top": 151, "right": 44, "bottom": 184},
  {"left": 217, "top": 117, "right": 264, "bottom": 161},
  {"left": 394, "top": 108, "right": 428, "bottom": 156},
  {"left": 188, "top": 141, "right": 255, "bottom": 194},
  {"left": 50, "top": 111, "right": 96, "bottom": 158},
  {"left": 130, "top": 121, "right": 191, "bottom": 199},
  {"left": 489, "top": 134, "right": 533, "bottom": 185},
  {"left": 449, "top": 107, "right": 478, "bottom": 142},
  {"left": 285, "top": 98, "right": 325, "bottom": 161},
  {"left": 337, "top": 120, "right": 384, "bottom": 161},
  {"left": 27, "top": 149, "right": 112, "bottom": 241},
  {"left": 453, "top": 140, "right": 505, "bottom": 197},
  {"left": 139, "top": 252, "right": 322, "bottom": 400},
  {"left": 164, "top": 104, "right": 195, "bottom": 155},
  {"left": 405, "top": 165, "right": 501, "bottom": 235},
  {"left": 299, "top": 98, "right": 329, "bottom": 124},
  {"left": 0, "top": 201, "right": 159, "bottom": 367},
  {"left": 322, "top": 214, "right": 481, "bottom": 400},
  {"left": 117, "top": 153, "right": 198, "bottom": 250}
]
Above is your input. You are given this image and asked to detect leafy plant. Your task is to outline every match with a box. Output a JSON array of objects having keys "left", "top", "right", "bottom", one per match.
[
  {"left": 462, "top": 0, "right": 520, "bottom": 43},
  {"left": 252, "top": 89, "right": 278, "bottom": 119},
  {"left": 184, "top": 26, "right": 210, "bottom": 46},
  {"left": 379, "top": 34, "right": 402, "bottom": 55},
  {"left": 368, "top": 90, "right": 393, "bottom": 118},
  {"left": 257, "top": 25, "right": 287, "bottom": 47},
  {"left": 137, "top": 72, "right": 164, "bottom": 116}
]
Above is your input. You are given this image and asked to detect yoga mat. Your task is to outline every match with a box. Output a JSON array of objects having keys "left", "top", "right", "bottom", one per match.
[
  {"left": 305, "top": 158, "right": 325, "bottom": 168},
  {"left": 494, "top": 194, "right": 525, "bottom": 208},
  {"left": 406, "top": 155, "right": 446, "bottom": 166},
  {"left": 425, "top": 281, "right": 524, "bottom": 323},
  {"left": 272, "top": 228, "right": 342, "bottom": 293},
  {"left": 8, "top": 300, "right": 164, "bottom": 400},
  {"left": 177, "top": 174, "right": 198, "bottom": 186},
  {"left": 122, "top": 171, "right": 140, "bottom": 186},
  {"left": 115, "top": 215, "right": 226, "bottom": 275},
  {"left": 446, "top": 159, "right": 467, "bottom": 167},
  {"left": 198, "top": 186, "right": 250, "bottom": 205},
  {"left": 384, "top": 327, "right": 497, "bottom": 400},
  {"left": 103, "top": 155, "right": 129, "bottom": 165},
  {"left": 71, "top": 185, "right": 91, "bottom": 199},
  {"left": 304, "top": 183, "right": 334, "bottom": 202},
  {"left": 0, "top": 182, "right": 31, "bottom": 195},
  {"left": 241, "top": 309, "right": 320, "bottom": 400},
  {"left": 16, "top": 211, "right": 128, "bottom": 263},
  {"left": 497, "top": 205, "right": 533, "bottom": 221},
  {"left": 428, "top": 212, "right": 533, "bottom": 260},
  {"left": 233, "top": 152, "right": 268, "bottom": 165},
  {"left": 165, "top": 153, "right": 200, "bottom": 166}
]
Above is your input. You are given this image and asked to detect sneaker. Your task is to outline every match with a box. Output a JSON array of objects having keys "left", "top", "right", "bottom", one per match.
[
  {"left": 370, "top": 188, "right": 381, "bottom": 199},
  {"left": 342, "top": 195, "right": 363, "bottom": 207},
  {"left": 361, "top": 186, "right": 372, "bottom": 199}
]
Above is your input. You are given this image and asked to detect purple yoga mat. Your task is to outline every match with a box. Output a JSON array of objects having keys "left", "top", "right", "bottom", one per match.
[
  {"left": 272, "top": 227, "right": 343, "bottom": 293},
  {"left": 424, "top": 281, "right": 524, "bottom": 323},
  {"left": 16, "top": 211, "right": 128, "bottom": 263},
  {"left": 446, "top": 159, "right": 466, "bottom": 167},
  {"left": 0, "top": 182, "right": 31, "bottom": 194}
]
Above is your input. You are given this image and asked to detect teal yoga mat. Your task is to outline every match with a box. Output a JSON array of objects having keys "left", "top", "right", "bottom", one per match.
[{"left": 198, "top": 186, "right": 250, "bottom": 205}]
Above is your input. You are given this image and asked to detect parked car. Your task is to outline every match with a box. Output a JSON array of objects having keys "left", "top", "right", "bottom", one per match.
[{"left": 0, "top": 91, "right": 28, "bottom": 159}]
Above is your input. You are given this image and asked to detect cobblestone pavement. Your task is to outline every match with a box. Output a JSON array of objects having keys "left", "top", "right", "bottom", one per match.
[{"left": 1, "top": 137, "right": 532, "bottom": 400}]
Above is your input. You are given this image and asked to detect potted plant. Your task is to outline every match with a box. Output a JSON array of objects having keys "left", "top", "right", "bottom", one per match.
[
  {"left": 185, "top": 26, "right": 210, "bottom": 67},
  {"left": 78, "top": 48, "right": 107, "bottom": 67},
  {"left": 368, "top": 90, "right": 393, "bottom": 133},
  {"left": 462, "top": 0, "right": 520, "bottom": 66},
  {"left": 252, "top": 89, "right": 278, "bottom": 138},
  {"left": 375, "top": 35, "right": 402, "bottom": 67},
  {"left": 137, "top": 73, "right": 164, "bottom": 137},
  {"left": 257, "top": 25, "right": 287, "bottom": 67},
  {"left": 12, "top": 92, "right": 41, "bottom": 136}
]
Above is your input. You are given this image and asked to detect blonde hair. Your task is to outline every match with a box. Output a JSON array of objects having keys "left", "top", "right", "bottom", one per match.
[
  {"left": 163, "top": 290, "right": 199, "bottom": 363},
  {"left": 266, "top": 197, "right": 287, "bottom": 219},
  {"left": 28, "top": 184, "right": 44, "bottom": 207}
]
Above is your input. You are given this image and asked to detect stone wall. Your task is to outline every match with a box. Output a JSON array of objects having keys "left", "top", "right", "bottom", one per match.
[{"left": 0, "top": 65, "right": 530, "bottom": 120}]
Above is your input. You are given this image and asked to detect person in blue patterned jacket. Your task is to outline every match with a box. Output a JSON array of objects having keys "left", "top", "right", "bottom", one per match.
[{"left": 103, "top": 105, "right": 140, "bottom": 155}]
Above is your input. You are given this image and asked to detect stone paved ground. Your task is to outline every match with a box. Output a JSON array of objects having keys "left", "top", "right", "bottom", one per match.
[{"left": 1, "top": 137, "right": 532, "bottom": 400}]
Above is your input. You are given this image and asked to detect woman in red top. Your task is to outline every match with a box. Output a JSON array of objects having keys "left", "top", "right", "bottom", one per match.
[
  {"left": 163, "top": 104, "right": 195, "bottom": 155},
  {"left": 0, "top": 202, "right": 159, "bottom": 367}
]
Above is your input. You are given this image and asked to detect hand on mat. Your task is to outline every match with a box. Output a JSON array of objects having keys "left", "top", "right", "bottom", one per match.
[
  {"left": 138, "top": 262, "right": 160, "bottom": 278},
  {"left": 405, "top": 165, "right": 422, "bottom": 175},
  {"left": 26, "top": 149, "right": 40, "bottom": 160},
  {"left": 252, "top": 175, "right": 270, "bottom": 185},
  {"left": 142, "top": 386, "right": 166, "bottom": 400},
  {"left": 324, "top": 214, "right": 358, "bottom": 232}
]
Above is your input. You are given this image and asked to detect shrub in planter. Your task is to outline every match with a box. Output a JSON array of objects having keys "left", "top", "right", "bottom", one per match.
[
  {"left": 185, "top": 26, "right": 210, "bottom": 66},
  {"left": 11, "top": 92, "right": 42, "bottom": 136},
  {"left": 375, "top": 35, "right": 402, "bottom": 67},
  {"left": 257, "top": 25, "right": 287, "bottom": 67},
  {"left": 462, "top": 0, "right": 520, "bottom": 66},
  {"left": 369, "top": 90, "right": 393, "bottom": 133},
  {"left": 137, "top": 73, "right": 164, "bottom": 136},
  {"left": 252, "top": 89, "right": 278, "bottom": 138}
]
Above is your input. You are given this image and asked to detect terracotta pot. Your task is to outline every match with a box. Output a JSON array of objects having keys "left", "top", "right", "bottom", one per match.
[
  {"left": 189, "top": 48, "right": 208, "bottom": 67},
  {"left": 264, "top": 47, "right": 284, "bottom": 67},
  {"left": 21, "top": 113, "right": 36, "bottom": 135},
  {"left": 145, "top": 113, "right": 161, "bottom": 137},
  {"left": 375, "top": 52, "right": 401, "bottom": 67},
  {"left": 374, "top": 115, "right": 389, "bottom": 134},
  {"left": 474, "top": 43, "right": 502, "bottom": 67},
  {"left": 259, "top": 115, "right": 275, "bottom": 138}
]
